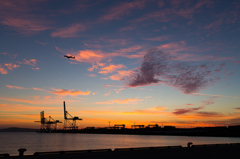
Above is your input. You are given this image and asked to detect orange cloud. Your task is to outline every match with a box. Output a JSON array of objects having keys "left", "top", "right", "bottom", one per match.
[
  {"left": 109, "top": 70, "right": 134, "bottom": 80},
  {"left": 32, "top": 87, "right": 46, "bottom": 91},
  {"left": 57, "top": 46, "right": 144, "bottom": 64},
  {"left": 21, "top": 59, "right": 37, "bottom": 66},
  {"left": 5, "top": 85, "right": 26, "bottom": 89},
  {"left": 50, "top": 89, "right": 90, "bottom": 96},
  {"left": 0, "top": 103, "right": 60, "bottom": 112},
  {"left": 51, "top": 23, "right": 86, "bottom": 38},
  {"left": 99, "top": 64, "right": 126, "bottom": 74},
  {"left": 122, "top": 107, "right": 168, "bottom": 115},
  {"left": 32, "top": 67, "right": 40, "bottom": 70},
  {"left": 75, "top": 50, "right": 105, "bottom": 63},
  {"left": 0, "top": 66, "right": 8, "bottom": 74},
  {"left": 4, "top": 63, "right": 20, "bottom": 70},
  {"left": 88, "top": 62, "right": 105, "bottom": 71},
  {"left": 0, "top": 97, "right": 37, "bottom": 104},
  {"left": 96, "top": 97, "right": 142, "bottom": 104}
]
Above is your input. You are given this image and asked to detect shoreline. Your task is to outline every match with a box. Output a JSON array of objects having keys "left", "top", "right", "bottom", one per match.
[
  {"left": 37, "top": 127, "right": 240, "bottom": 138},
  {"left": 3, "top": 143, "right": 240, "bottom": 159}
]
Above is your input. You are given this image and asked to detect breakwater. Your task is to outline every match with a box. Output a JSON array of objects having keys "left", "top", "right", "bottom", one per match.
[{"left": 2, "top": 143, "right": 240, "bottom": 159}]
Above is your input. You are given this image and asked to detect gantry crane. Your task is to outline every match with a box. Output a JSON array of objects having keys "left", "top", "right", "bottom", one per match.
[
  {"left": 35, "top": 111, "right": 62, "bottom": 131},
  {"left": 63, "top": 101, "right": 82, "bottom": 130}
]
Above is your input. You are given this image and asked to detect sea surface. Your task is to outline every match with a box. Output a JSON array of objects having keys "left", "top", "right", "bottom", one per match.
[{"left": 1, "top": 132, "right": 240, "bottom": 156}]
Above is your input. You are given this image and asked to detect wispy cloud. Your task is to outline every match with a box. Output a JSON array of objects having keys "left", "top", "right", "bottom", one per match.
[
  {"left": 86, "top": 74, "right": 97, "bottom": 77},
  {"left": 172, "top": 96, "right": 220, "bottom": 115},
  {"left": 173, "top": 106, "right": 204, "bottom": 115},
  {"left": 142, "top": 36, "right": 170, "bottom": 41},
  {"left": 100, "top": 0, "right": 146, "bottom": 21},
  {"left": 96, "top": 97, "right": 142, "bottom": 104},
  {"left": 123, "top": 107, "right": 168, "bottom": 115},
  {"left": 98, "top": 64, "right": 126, "bottom": 74},
  {"left": 4, "top": 63, "right": 20, "bottom": 70},
  {"left": 20, "top": 59, "right": 37, "bottom": 66},
  {"left": 51, "top": 23, "right": 86, "bottom": 38},
  {"left": 0, "top": 1, "right": 51, "bottom": 34},
  {"left": 50, "top": 89, "right": 90, "bottom": 96},
  {"left": 0, "top": 97, "right": 37, "bottom": 104},
  {"left": 0, "top": 65, "right": 8, "bottom": 74},
  {"left": 131, "top": 0, "right": 213, "bottom": 23},
  {"left": 35, "top": 40, "right": 48, "bottom": 45},
  {"left": 193, "top": 93, "right": 239, "bottom": 99},
  {"left": 56, "top": 45, "right": 144, "bottom": 64},
  {"left": 110, "top": 70, "right": 134, "bottom": 81},
  {"left": 5, "top": 85, "right": 26, "bottom": 90}
]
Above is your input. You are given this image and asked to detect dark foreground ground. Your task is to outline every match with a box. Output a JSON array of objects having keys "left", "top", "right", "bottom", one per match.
[{"left": 1, "top": 143, "right": 240, "bottom": 159}]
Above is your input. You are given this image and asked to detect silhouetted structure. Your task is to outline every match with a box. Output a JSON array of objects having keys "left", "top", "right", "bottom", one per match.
[
  {"left": 131, "top": 125, "right": 144, "bottom": 129},
  {"left": 63, "top": 101, "right": 82, "bottom": 130},
  {"left": 146, "top": 124, "right": 159, "bottom": 128},
  {"left": 35, "top": 111, "right": 61, "bottom": 131},
  {"left": 113, "top": 124, "right": 125, "bottom": 129}
]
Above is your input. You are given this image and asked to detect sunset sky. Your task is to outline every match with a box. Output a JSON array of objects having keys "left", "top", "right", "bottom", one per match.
[{"left": 0, "top": 0, "right": 239, "bottom": 129}]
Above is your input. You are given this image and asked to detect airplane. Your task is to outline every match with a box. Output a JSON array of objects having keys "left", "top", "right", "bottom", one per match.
[{"left": 64, "top": 55, "right": 75, "bottom": 59}]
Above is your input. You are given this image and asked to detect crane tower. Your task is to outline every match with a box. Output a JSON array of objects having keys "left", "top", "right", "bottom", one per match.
[
  {"left": 63, "top": 101, "right": 82, "bottom": 130},
  {"left": 35, "top": 111, "right": 61, "bottom": 131}
]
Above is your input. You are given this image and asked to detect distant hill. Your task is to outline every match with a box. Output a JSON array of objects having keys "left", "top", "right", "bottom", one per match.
[{"left": 0, "top": 127, "right": 38, "bottom": 132}]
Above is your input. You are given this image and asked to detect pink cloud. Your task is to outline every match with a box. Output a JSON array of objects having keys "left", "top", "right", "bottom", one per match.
[
  {"left": 99, "top": 64, "right": 126, "bottom": 74},
  {"left": 201, "top": 96, "right": 219, "bottom": 106},
  {"left": 57, "top": 45, "right": 144, "bottom": 64},
  {"left": 32, "top": 87, "right": 46, "bottom": 91},
  {"left": 51, "top": 24, "right": 86, "bottom": 38},
  {"left": 5, "top": 85, "right": 26, "bottom": 89},
  {"left": 123, "top": 107, "right": 168, "bottom": 115},
  {"left": 50, "top": 89, "right": 90, "bottom": 96},
  {"left": 0, "top": 97, "right": 37, "bottom": 104},
  {"left": 74, "top": 50, "right": 105, "bottom": 63},
  {"left": 100, "top": 1, "right": 146, "bottom": 21},
  {"left": 119, "top": 26, "right": 136, "bottom": 32},
  {"left": 173, "top": 106, "right": 204, "bottom": 115},
  {"left": 0, "top": 65, "right": 8, "bottom": 74},
  {"left": 4, "top": 63, "right": 20, "bottom": 70},
  {"left": 110, "top": 70, "right": 134, "bottom": 81},
  {"left": 20, "top": 59, "right": 37, "bottom": 66},
  {"left": 96, "top": 97, "right": 142, "bottom": 104},
  {"left": 115, "top": 45, "right": 143, "bottom": 53},
  {"left": 32, "top": 67, "right": 40, "bottom": 70},
  {"left": 88, "top": 63, "right": 106, "bottom": 71},
  {"left": 35, "top": 40, "right": 47, "bottom": 45},
  {"left": 143, "top": 36, "right": 170, "bottom": 41},
  {"left": 131, "top": 1, "right": 213, "bottom": 23},
  {"left": 2, "top": 17, "right": 51, "bottom": 34},
  {"left": 86, "top": 74, "right": 97, "bottom": 77},
  {"left": 0, "top": 1, "right": 51, "bottom": 34}
]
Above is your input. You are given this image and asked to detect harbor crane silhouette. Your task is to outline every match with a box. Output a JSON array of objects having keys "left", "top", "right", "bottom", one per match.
[
  {"left": 63, "top": 101, "right": 82, "bottom": 130},
  {"left": 35, "top": 111, "right": 61, "bottom": 131}
]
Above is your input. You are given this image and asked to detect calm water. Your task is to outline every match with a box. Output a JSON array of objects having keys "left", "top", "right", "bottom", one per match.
[{"left": 1, "top": 132, "right": 240, "bottom": 155}]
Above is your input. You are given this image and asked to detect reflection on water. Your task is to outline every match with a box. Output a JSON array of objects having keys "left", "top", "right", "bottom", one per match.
[{"left": 1, "top": 132, "right": 240, "bottom": 155}]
